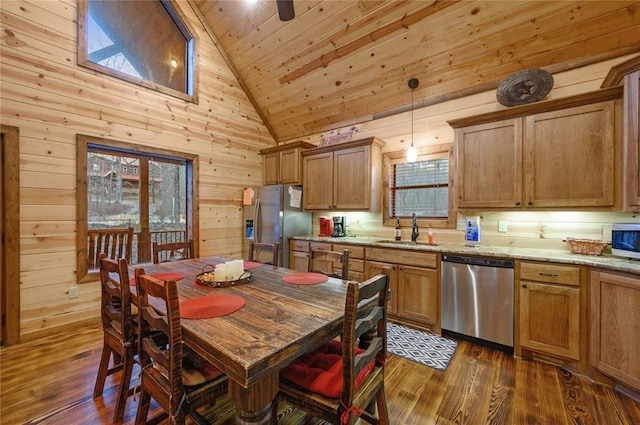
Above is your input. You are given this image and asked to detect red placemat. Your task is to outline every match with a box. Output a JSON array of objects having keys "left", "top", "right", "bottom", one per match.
[
  {"left": 180, "top": 294, "right": 245, "bottom": 319},
  {"left": 282, "top": 272, "right": 328, "bottom": 285},
  {"left": 244, "top": 261, "right": 263, "bottom": 270},
  {"left": 130, "top": 272, "right": 184, "bottom": 286}
]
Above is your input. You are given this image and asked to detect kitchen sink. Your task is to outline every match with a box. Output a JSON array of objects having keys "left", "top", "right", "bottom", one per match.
[{"left": 374, "top": 239, "right": 438, "bottom": 246}]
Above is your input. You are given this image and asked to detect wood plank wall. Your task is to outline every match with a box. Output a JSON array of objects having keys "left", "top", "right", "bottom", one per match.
[
  {"left": 0, "top": 0, "right": 274, "bottom": 341},
  {"left": 1, "top": 1, "right": 638, "bottom": 342}
]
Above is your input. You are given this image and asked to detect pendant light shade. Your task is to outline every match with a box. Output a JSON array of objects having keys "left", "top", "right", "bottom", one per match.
[{"left": 407, "top": 78, "right": 419, "bottom": 163}]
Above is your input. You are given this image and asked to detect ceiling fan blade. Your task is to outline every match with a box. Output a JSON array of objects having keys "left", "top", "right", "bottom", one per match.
[{"left": 276, "top": 0, "right": 295, "bottom": 21}]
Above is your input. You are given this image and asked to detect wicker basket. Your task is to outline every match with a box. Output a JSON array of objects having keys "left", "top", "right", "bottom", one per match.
[{"left": 565, "top": 238, "right": 608, "bottom": 256}]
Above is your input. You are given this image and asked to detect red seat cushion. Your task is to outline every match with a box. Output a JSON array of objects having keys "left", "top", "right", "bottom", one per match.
[{"left": 281, "top": 340, "right": 375, "bottom": 398}]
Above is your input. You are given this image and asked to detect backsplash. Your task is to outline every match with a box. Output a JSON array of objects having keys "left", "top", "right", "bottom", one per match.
[{"left": 311, "top": 211, "right": 640, "bottom": 252}]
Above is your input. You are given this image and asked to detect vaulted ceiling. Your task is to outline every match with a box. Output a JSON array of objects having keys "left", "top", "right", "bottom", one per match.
[{"left": 193, "top": 0, "right": 640, "bottom": 143}]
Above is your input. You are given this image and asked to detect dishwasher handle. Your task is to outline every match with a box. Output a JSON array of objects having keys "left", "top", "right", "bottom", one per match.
[{"left": 442, "top": 254, "right": 514, "bottom": 269}]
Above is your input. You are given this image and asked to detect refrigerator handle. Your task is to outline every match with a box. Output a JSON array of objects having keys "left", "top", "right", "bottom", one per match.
[{"left": 254, "top": 197, "right": 261, "bottom": 243}]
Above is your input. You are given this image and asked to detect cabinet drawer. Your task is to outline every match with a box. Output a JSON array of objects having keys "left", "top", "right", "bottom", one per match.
[
  {"left": 366, "top": 248, "right": 438, "bottom": 269},
  {"left": 332, "top": 244, "right": 364, "bottom": 259},
  {"left": 520, "top": 262, "right": 581, "bottom": 286},
  {"left": 291, "top": 240, "right": 309, "bottom": 252},
  {"left": 310, "top": 242, "right": 332, "bottom": 251},
  {"left": 349, "top": 259, "right": 364, "bottom": 273}
]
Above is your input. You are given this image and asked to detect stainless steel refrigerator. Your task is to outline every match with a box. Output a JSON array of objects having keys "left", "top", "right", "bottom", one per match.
[{"left": 243, "top": 185, "right": 312, "bottom": 268}]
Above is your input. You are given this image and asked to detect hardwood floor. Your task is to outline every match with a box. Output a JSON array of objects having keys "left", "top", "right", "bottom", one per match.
[{"left": 1, "top": 325, "right": 639, "bottom": 424}]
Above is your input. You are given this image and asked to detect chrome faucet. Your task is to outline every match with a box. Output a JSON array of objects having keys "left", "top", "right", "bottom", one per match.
[{"left": 411, "top": 213, "right": 420, "bottom": 242}]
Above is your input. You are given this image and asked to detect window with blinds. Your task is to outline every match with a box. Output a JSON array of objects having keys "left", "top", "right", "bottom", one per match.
[{"left": 390, "top": 158, "right": 449, "bottom": 219}]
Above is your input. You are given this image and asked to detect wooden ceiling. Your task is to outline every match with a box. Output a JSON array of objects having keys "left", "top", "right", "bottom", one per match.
[{"left": 193, "top": 0, "right": 640, "bottom": 143}]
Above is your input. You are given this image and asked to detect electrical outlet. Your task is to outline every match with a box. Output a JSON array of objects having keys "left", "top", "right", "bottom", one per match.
[
  {"left": 68, "top": 286, "right": 79, "bottom": 299},
  {"left": 498, "top": 220, "right": 508, "bottom": 233}
]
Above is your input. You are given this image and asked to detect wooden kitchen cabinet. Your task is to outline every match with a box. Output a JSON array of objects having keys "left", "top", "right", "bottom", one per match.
[
  {"left": 590, "top": 270, "right": 640, "bottom": 392},
  {"left": 518, "top": 261, "right": 584, "bottom": 362},
  {"left": 451, "top": 89, "right": 621, "bottom": 210},
  {"left": 289, "top": 240, "right": 309, "bottom": 272},
  {"left": 625, "top": 69, "right": 640, "bottom": 208},
  {"left": 602, "top": 56, "right": 640, "bottom": 210},
  {"left": 366, "top": 247, "right": 439, "bottom": 331},
  {"left": 332, "top": 243, "right": 365, "bottom": 281},
  {"left": 302, "top": 137, "right": 384, "bottom": 211},
  {"left": 454, "top": 118, "right": 523, "bottom": 208},
  {"left": 260, "top": 141, "right": 314, "bottom": 185}
]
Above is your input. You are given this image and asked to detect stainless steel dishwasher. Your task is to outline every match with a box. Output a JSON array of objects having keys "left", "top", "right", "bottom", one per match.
[{"left": 441, "top": 254, "right": 515, "bottom": 350}]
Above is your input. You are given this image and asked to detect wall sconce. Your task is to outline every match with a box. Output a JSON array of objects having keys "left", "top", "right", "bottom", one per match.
[{"left": 406, "top": 77, "right": 419, "bottom": 163}]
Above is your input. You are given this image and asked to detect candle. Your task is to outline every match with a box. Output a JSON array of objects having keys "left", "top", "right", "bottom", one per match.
[{"left": 214, "top": 264, "right": 226, "bottom": 282}]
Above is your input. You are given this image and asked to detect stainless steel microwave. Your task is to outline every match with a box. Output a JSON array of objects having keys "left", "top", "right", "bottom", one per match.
[{"left": 611, "top": 223, "right": 640, "bottom": 260}]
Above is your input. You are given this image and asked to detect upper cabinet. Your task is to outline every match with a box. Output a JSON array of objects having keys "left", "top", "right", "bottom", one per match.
[
  {"left": 260, "top": 141, "right": 315, "bottom": 185},
  {"left": 602, "top": 56, "right": 640, "bottom": 211},
  {"left": 450, "top": 89, "right": 622, "bottom": 210},
  {"left": 302, "top": 137, "right": 384, "bottom": 211}
]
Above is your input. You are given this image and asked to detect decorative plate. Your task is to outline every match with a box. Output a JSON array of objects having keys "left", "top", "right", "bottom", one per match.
[{"left": 496, "top": 68, "right": 554, "bottom": 107}]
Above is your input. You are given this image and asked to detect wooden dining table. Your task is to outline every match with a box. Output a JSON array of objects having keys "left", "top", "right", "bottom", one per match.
[{"left": 138, "top": 256, "right": 353, "bottom": 425}]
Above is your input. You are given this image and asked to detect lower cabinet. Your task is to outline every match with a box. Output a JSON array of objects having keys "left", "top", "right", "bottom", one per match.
[
  {"left": 590, "top": 270, "right": 640, "bottom": 392},
  {"left": 518, "top": 261, "right": 584, "bottom": 362},
  {"left": 365, "top": 248, "right": 439, "bottom": 330},
  {"left": 289, "top": 240, "right": 309, "bottom": 272},
  {"left": 332, "top": 243, "right": 364, "bottom": 281}
]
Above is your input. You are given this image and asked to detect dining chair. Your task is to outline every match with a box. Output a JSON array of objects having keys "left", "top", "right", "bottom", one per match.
[
  {"left": 272, "top": 266, "right": 391, "bottom": 425},
  {"left": 152, "top": 240, "right": 195, "bottom": 264},
  {"left": 134, "top": 270, "right": 228, "bottom": 425},
  {"left": 93, "top": 253, "right": 137, "bottom": 422},
  {"left": 308, "top": 248, "right": 350, "bottom": 280},
  {"left": 248, "top": 241, "right": 279, "bottom": 265},
  {"left": 87, "top": 227, "right": 134, "bottom": 270}
]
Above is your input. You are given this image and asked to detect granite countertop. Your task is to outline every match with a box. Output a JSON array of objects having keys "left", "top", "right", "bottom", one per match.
[{"left": 291, "top": 235, "right": 640, "bottom": 276}]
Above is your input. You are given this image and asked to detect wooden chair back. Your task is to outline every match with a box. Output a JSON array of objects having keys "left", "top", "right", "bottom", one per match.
[
  {"left": 135, "top": 271, "right": 184, "bottom": 415},
  {"left": 340, "top": 268, "right": 390, "bottom": 411},
  {"left": 152, "top": 240, "right": 194, "bottom": 264},
  {"left": 87, "top": 227, "right": 133, "bottom": 270},
  {"left": 275, "top": 266, "right": 391, "bottom": 425},
  {"left": 308, "top": 248, "right": 350, "bottom": 280},
  {"left": 248, "top": 241, "right": 279, "bottom": 265},
  {"left": 93, "top": 253, "right": 136, "bottom": 421},
  {"left": 134, "top": 271, "right": 227, "bottom": 424}
]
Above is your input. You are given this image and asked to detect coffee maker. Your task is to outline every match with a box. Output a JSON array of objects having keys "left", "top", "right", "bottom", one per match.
[{"left": 332, "top": 216, "right": 346, "bottom": 237}]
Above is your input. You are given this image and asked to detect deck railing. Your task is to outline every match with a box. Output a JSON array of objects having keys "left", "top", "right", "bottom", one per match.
[{"left": 130, "top": 230, "right": 187, "bottom": 265}]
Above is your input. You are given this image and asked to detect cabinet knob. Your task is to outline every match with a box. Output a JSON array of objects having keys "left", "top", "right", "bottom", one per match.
[
  {"left": 522, "top": 284, "right": 527, "bottom": 288},
  {"left": 515, "top": 202, "right": 521, "bottom": 206},
  {"left": 527, "top": 201, "right": 533, "bottom": 206}
]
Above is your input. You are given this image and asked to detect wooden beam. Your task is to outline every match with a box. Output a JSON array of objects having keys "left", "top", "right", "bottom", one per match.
[{"left": 278, "top": 0, "right": 460, "bottom": 85}]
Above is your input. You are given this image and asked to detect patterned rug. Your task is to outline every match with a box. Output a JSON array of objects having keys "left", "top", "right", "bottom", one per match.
[{"left": 387, "top": 322, "right": 458, "bottom": 371}]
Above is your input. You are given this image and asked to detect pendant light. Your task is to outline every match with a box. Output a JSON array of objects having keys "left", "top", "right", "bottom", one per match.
[{"left": 406, "top": 78, "right": 419, "bottom": 163}]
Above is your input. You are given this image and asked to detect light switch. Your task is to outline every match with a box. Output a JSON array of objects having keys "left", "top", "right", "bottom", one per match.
[{"left": 498, "top": 220, "right": 508, "bottom": 233}]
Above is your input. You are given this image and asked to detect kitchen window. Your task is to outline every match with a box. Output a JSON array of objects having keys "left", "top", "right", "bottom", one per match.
[
  {"left": 77, "top": 0, "right": 198, "bottom": 102},
  {"left": 76, "top": 135, "right": 199, "bottom": 283},
  {"left": 384, "top": 149, "right": 454, "bottom": 228}
]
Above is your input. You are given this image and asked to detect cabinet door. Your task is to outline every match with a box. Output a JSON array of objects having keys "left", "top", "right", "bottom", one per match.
[
  {"left": 624, "top": 70, "right": 640, "bottom": 208},
  {"left": 590, "top": 271, "right": 640, "bottom": 391},
  {"left": 280, "top": 148, "right": 301, "bottom": 184},
  {"left": 290, "top": 250, "right": 309, "bottom": 273},
  {"left": 303, "top": 152, "right": 333, "bottom": 210},
  {"left": 397, "top": 265, "right": 439, "bottom": 325},
  {"left": 334, "top": 145, "right": 370, "bottom": 209},
  {"left": 455, "top": 118, "right": 523, "bottom": 208},
  {"left": 263, "top": 152, "right": 280, "bottom": 185},
  {"left": 520, "top": 281, "right": 580, "bottom": 360},
  {"left": 366, "top": 261, "right": 397, "bottom": 315},
  {"left": 524, "top": 101, "right": 616, "bottom": 207}
]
